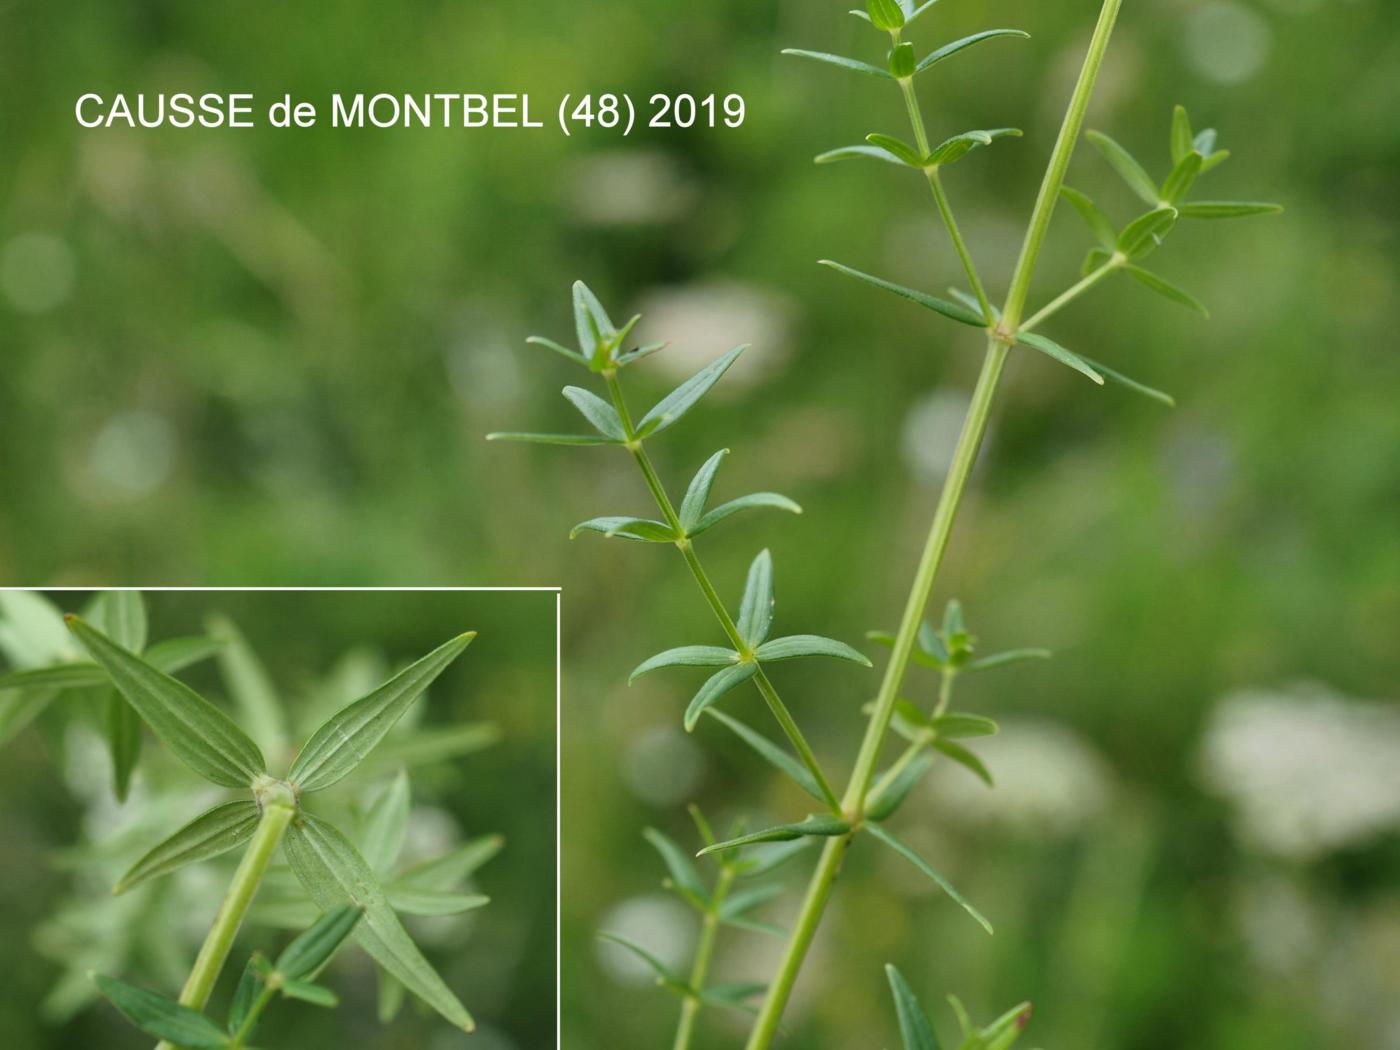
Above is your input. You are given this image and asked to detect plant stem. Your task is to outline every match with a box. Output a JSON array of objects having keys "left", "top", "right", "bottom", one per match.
[
  {"left": 154, "top": 799, "right": 295, "bottom": 1050},
  {"left": 744, "top": 4, "right": 1123, "bottom": 1045},
  {"left": 1019, "top": 256, "right": 1122, "bottom": 333},
  {"left": 602, "top": 371, "right": 841, "bottom": 812},
  {"left": 227, "top": 983, "right": 278, "bottom": 1048},
  {"left": 671, "top": 864, "right": 736, "bottom": 1050}
]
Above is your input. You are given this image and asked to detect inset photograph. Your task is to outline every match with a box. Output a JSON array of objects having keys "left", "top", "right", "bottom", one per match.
[{"left": 0, "top": 588, "right": 556, "bottom": 1050}]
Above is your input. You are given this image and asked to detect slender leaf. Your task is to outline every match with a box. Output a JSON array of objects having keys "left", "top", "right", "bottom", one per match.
[
  {"left": 692, "top": 493, "right": 802, "bottom": 537},
  {"left": 755, "top": 635, "right": 872, "bottom": 667},
  {"left": 284, "top": 813, "right": 475, "bottom": 1031},
  {"left": 115, "top": 800, "right": 261, "bottom": 895},
  {"left": 288, "top": 632, "right": 474, "bottom": 793},
  {"left": 525, "top": 334, "right": 586, "bottom": 365},
  {"left": 736, "top": 550, "right": 775, "bottom": 647},
  {"left": 1086, "top": 130, "right": 1160, "bottom": 205},
  {"left": 732, "top": 838, "right": 814, "bottom": 878},
  {"left": 781, "top": 48, "right": 893, "bottom": 79},
  {"left": 227, "top": 956, "right": 264, "bottom": 1037},
  {"left": 1161, "top": 151, "right": 1203, "bottom": 204},
  {"left": 1178, "top": 200, "right": 1283, "bottom": 219},
  {"left": 1015, "top": 332, "right": 1105, "bottom": 385},
  {"left": 106, "top": 692, "right": 143, "bottom": 803},
  {"left": 928, "top": 128, "right": 1020, "bottom": 166},
  {"left": 820, "top": 260, "right": 985, "bottom": 327},
  {"left": 68, "top": 617, "right": 266, "bottom": 789},
  {"left": 932, "top": 738, "right": 994, "bottom": 785},
  {"left": 1060, "top": 187, "right": 1117, "bottom": 249},
  {"left": 636, "top": 345, "right": 746, "bottom": 437},
  {"left": 146, "top": 635, "right": 226, "bottom": 674},
  {"left": 205, "top": 614, "right": 286, "bottom": 760},
  {"left": 1170, "top": 105, "right": 1194, "bottom": 165},
  {"left": 275, "top": 904, "right": 364, "bottom": 980},
  {"left": 866, "top": 133, "right": 924, "bottom": 167},
  {"left": 679, "top": 449, "right": 729, "bottom": 531},
  {"left": 562, "top": 386, "right": 627, "bottom": 441},
  {"left": 573, "top": 280, "right": 616, "bottom": 364},
  {"left": 931, "top": 712, "right": 998, "bottom": 738},
  {"left": 570, "top": 516, "right": 677, "bottom": 542},
  {"left": 385, "top": 889, "right": 490, "bottom": 916},
  {"left": 93, "top": 975, "right": 228, "bottom": 1048},
  {"left": 596, "top": 932, "right": 684, "bottom": 987},
  {"left": 719, "top": 884, "right": 784, "bottom": 920},
  {"left": 281, "top": 979, "right": 338, "bottom": 1007},
  {"left": 91, "top": 591, "right": 148, "bottom": 652},
  {"left": 631, "top": 646, "right": 739, "bottom": 682},
  {"left": 886, "top": 964, "right": 942, "bottom": 1050},
  {"left": 815, "top": 143, "right": 909, "bottom": 167},
  {"left": 394, "top": 834, "right": 505, "bottom": 891},
  {"left": 866, "top": 824, "right": 991, "bottom": 933},
  {"left": 361, "top": 771, "right": 412, "bottom": 874},
  {"left": 705, "top": 707, "right": 825, "bottom": 803},
  {"left": 357, "top": 723, "right": 499, "bottom": 775},
  {"left": 1124, "top": 264, "right": 1209, "bottom": 317},
  {"left": 1117, "top": 206, "right": 1178, "bottom": 258},
  {"left": 916, "top": 29, "right": 1030, "bottom": 74},
  {"left": 866, "top": 752, "right": 936, "bottom": 821},
  {"left": 643, "top": 827, "right": 706, "bottom": 899},
  {"left": 1079, "top": 356, "right": 1176, "bottom": 407},
  {"left": 683, "top": 662, "right": 758, "bottom": 731},
  {"left": 698, "top": 815, "right": 851, "bottom": 856},
  {"left": 485, "top": 431, "right": 621, "bottom": 446},
  {"left": 965, "top": 647, "right": 1052, "bottom": 672}
]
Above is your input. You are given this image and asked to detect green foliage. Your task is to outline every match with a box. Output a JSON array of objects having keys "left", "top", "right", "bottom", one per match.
[{"left": 884, "top": 966, "right": 1035, "bottom": 1050}]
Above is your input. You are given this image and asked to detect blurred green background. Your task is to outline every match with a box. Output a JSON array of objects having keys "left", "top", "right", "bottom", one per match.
[
  {"left": 2, "top": 0, "right": 1399, "bottom": 1047},
  {"left": 0, "top": 589, "right": 556, "bottom": 1049}
]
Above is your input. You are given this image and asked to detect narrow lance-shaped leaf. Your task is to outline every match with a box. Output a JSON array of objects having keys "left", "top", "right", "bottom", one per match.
[
  {"left": 927, "top": 128, "right": 1021, "bottom": 167},
  {"left": 932, "top": 738, "right": 994, "bottom": 785},
  {"left": 1059, "top": 187, "right": 1117, "bottom": 249},
  {"left": 1160, "top": 150, "right": 1203, "bottom": 204},
  {"left": 1124, "top": 264, "right": 1209, "bottom": 317},
  {"left": 227, "top": 956, "right": 264, "bottom": 1037},
  {"left": 693, "top": 492, "right": 802, "bottom": 537},
  {"left": 1015, "top": 332, "right": 1105, "bottom": 386},
  {"left": 866, "top": 752, "right": 936, "bottom": 821},
  {"left": 636, "top": 345, "right": 746, "bottom": 438},
  {"left": 1170, "top": 104, "right": 1194, "bottom": 165},
  {"left": 573, "top": 280, "right": 617, "bottom": 365},
  {"left": 485, "top": 431, "right": 621, "bottom": 446},
  {"left": 562, "top": 386, "right": 628, "bottom": 441},
  {"left": 1086, "top": 130, "right": 1160, "bottom": 205},
  {"left": 93, "top": 975, "right": 229, "bottom": 1048},
  {"left": 865, "top": 133, "right": 924, "bottom": 167},
  {"left": 361, "top": 770, "right": 412, "bottom": 874},
  {"left": 115, "top": 800, "right": 261, "bottom": 895},
  {"left": 393, "top": 833, "right": 505, "bottom": 891},
  {"left": 684, "top": 662, "right": 758, "bottom": 731},
  {"left": 815, "top": 143, "right": 910, "bottom": 167},
  {"left": 385, "top": 889, "right": 490, "bottom": 916},
  {"left": 866, "top": 823, "right": 992, "bottom": 934},
  {"left": 697, "top": 815, "right": 851, "bottom": 856},
  {"left": 67, "top": 616, "right": 266, "bottom": 789},
  {"left": 916, "top": 29, "right": 1030, "bottom": 74},
  {"left": 284, "top": 813, "right": 475, "bottom": 1031},
  {"left": 92, "top": 590, "right": 148, "bottom": 652},
  {"left": 1178, "top": 200, "right": 1283, "bottom": 219},
  {"left": 107, "top": 695, "right": 142, "bottom": 804},
  {"left": 570, "top": 516, "right": 677, "bottom": 542},
  {"left": 755, "top": 634, "right": 872, "bottom": 666},
  {"left": 289, "top": 632, "right": 474, "bottom": 793},
  {"left": 886, "top": 965, "right": 942, "bottom": 1050},
  {"left": 704, "top": 708, "right": 825, "bottom": 803},
  {"left": 1117, "top": 206, "right": 1178, "bottom": 258},
  {"left": 631, "top": 646, "right": 739, "bottom": 682},
  {"left": 643, "top": 827, "right": 706, "bottom": 900},
  {"left": 525, "top": 333, "right": 586, "bottom": 366},
  {"left": 596, "top": 932, "right": 687, "bottom": 991},
  {"left": 1078, "top": 356, "right": 1176, "bottom": 407},
  {"left": 820, "top": 260, "right": 985, "bottom": 327},
  {"left": 736, "top": 550, "right": 775, "bottom": 648},
  {"left": 206, "top": 613, "right": 287, "bottom": 760},
  {"left": 678, "top": 449, "right": 729, "bottom": 532},
  {"left": 965, "top": 647, "right": 1051, "bottom": 672},
  {"left": 781, "top": 48, "right": 894, "bottom": 80},
  {"left": 274, "top": 904, "right": 364, "bottom": 981}
]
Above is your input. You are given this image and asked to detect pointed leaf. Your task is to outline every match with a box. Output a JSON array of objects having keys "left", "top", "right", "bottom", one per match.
[
  {"left": 1086, "top": 130, "right": 1160, "bottom": 205},
  {"left": 288, "top": 632, "right": 474, "bottom": 794},
  {"left": 692, "top": 493, "right": 802, "bottom": 538},
  {"left": 886, "top": 965, "right": 942, "bottom": 1050},
  {"left": 1199, "top": 148, "right": 1231, "bottom": 173},
  {"left": 866, "top": 824, "right": 991, "bottom": 933},
  {"left": 275, "top": 904, "right": 364, "bottom": 980},
  {"left": 206, "top": 614, "right": 286, "bottom": 760},
  {"left": 678, "top": 449, "right": 729, "bottom": 532},
  {"left": 718, "top": 884, "right": 784, "bottom": 920},
  {"left": 227, "top": 956, "right": 264, "bottom": 1037},
  {"left": 94, "top": 975, "right": 229, "bottom": 1047},
  {"left": 1117, "top": 206, "right": 1178, "bottom": 258},
  {"left": 1059, "top": 187, "right": 1117, "bottom": 249},
  {"left": 928, "top": 128, "right": 1021, "bottom": 166},
  {"left": 114, "top": 800, "right": 261, "bottom": 895},
  {"left": 965, "top": 647, "right": 1052, "bottom": 672},
  {"left": 1078, "top": 356, "right": 1176, "bottom": 407},
  {"left": 525, "top": 334, "right": 586, "bottom": 365},
  {"left": 636, "top": 345, "right": 746, "bottom": 437},
  {"left": 281, "top": 979, "right": 338, "bottom": 1008},
  {"left": 284, "top": 813, "right": 474, "bottom": 1031},
  {"left": 570, "top": 516, "right": 677, "bottom": 542},
  {"left": 916, "top": 29, "right": 1030, "bottom": 74},
  {"left": 865, "top": 133, "right": 924, "bottom": 167},
  {"left": 782, "top": 49, "right": 894, "bottom": 79},
  {"left": 697, "top": 815, "right": 851, "bottom": 856},
  {"left": 931, "top": 712, "right": 998, "bottom": 738},
  {"left": 631, "top": 646, "right": 739, "bottom": 682},
  {"left": 866, "top": 752, "right": 936, "bottom": 821},
  {"left": 394, "top": 834, "right": 505, "bottom": 891},
  {"left": 562, "top": 386, "right": 628, "bottom": 441},
  {"left": 385, "top": 889, "right": 490, "bottom": 916},
  {"left": 683, "top": 662, "right": 758, "bottom": 731},
  {"left": 107, "top": 692, "right": 143, "bottom": 803},
  {"left": 68, "top": 617, "right": 266, "bottom": 789},
  {"left": 356, "top": 722, "right": 499, "bottom": 775},
  {"left": 755, "top": 635, "right": 872, "bottom": 666},
  {"left": 91, "top": 591, "right": 148, "bottom": 652},
  {"left": 485, "top": 431, "right": 621, "bottom": 446},
  {"left": 616, "top": 341, "right": 667, "bottom": 366},
  {"left": 1015, "top": 332, "right": 1105, "bottom": 385},
  {"left": 1178, "top": 200, "right": 1283, "bottom": 219},
  {"left": 1170, "top": 105, "right": 1194, "bottom": 165},
  {"left": 573, "top": 280, "right": 616, "bottom": 365},
  {"left": 815, "top": 144, "right": 910, "bottom": 167},
  {"left": 1161, "top": 151, "right": 1203, "bottom": 204},
  {"left": 736, "top": 550, "right": 775, "bottom": 647},
  {"left": 361, "top": 771, "right": 412, "bottom": 874},
  {"left": 732, "top": 838, "right": 814, "bottom": 878},
  {"left": 1124, "top": 264, "right": 1209, "bottom": 317},
  {"left": 704, "top": 708, "right": 825, "bottom": 803},
  {"left": 146, "top": 635, "right": 226, "bottom": 675},
  {"left": 932, "top": 738, "right": 994, "bottom": 785},
  {"left": 820, "top": 261, "right": 985, "bottom": 327},
  {"left": 643, "top": 827, "right": 706, "bottom": 899},
  {"left": 596, "top": 932, "right": 683, "bottom": 986}
]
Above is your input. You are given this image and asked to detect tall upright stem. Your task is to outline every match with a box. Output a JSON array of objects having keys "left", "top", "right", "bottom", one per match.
[
  {"left": 154, "top": 799, "right": 295, "bottom": 1050},
  {"left": 670, "top": 865, "right": 736, "bottom": 1050},
  {"left": 744, "top": 3, "right": 1123, "bottom": 1046}
]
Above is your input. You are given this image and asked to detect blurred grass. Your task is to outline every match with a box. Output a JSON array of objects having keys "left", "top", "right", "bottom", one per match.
[{"left": 2, "top": 0, "right": 1399, "bottom": 1047}]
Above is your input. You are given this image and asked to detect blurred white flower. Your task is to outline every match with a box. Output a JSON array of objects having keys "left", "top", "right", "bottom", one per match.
[
  {"left": 566, "top": 150, "right": 697, "bottom": 227},
  {"left": 596, "top": 894, "right": 693, "bottom": 985},
  {"left": 88, "top": 410, "right": 177, "bottom": 498},
  {"left": 623, "top": 725, "right": 705, "bottom": 808},
  {"left": 1200, "top": 685, "right": 1400, "bottom": 860},
  {"left": 634, "top": 282, "right": 795, "bottom": 389},
  {"left": 1183, "top": 3, "right": 1272, "bottom": 85},
  {"left": 935, "top": 717, "right": 1114, "bottom": 838},
  {"left": 901, "top": 389, "right": 971, "bottom": 486},
  {"left": 1, "top": 232, "right": 75, "bottom": 313}
]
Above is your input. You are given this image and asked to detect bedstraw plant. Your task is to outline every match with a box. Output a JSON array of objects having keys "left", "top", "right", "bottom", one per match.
[
  {"left": 0, "top": 591, "right": 499, "bottom": 1047},
  {"left": 491, "top": 0, "right": 1277, "bottom": 1044}
]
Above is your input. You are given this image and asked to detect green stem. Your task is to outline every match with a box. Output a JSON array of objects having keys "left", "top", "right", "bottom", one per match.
[
  {"left": 155, "top": 800, "right": 294, "bottom": 1050},
  {"left": 671, "top": 864, "right": 736, "bottom": 1050},
  {"left": 744, "top": 4, "right": 1124, "bottom": 1046},
  {"left": 1019, "top": 255, "right": 1122, "bottom": 333},
  {"left": 603, "top": 371, "right": 841, "bottom": 812},
  {"left": 227, "top": 983, "right": 277, "bottom": 1049}
]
